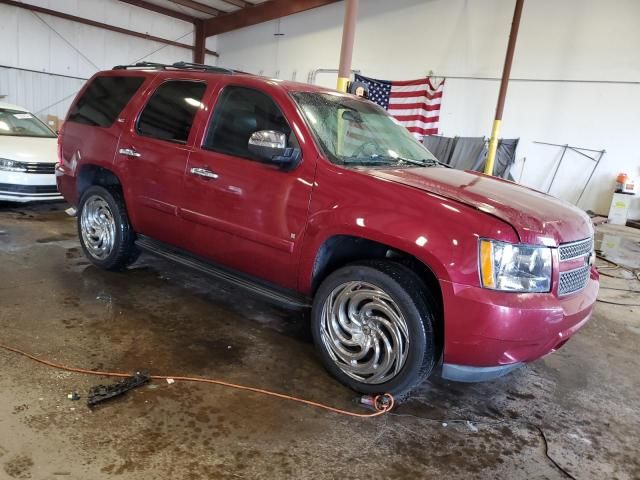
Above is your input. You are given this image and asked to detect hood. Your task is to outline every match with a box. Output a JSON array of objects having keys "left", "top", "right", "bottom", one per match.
[
  {"left": 363, "top": 167, "right": 593, "bottom": 246},
  {"left": 0, "top": 136, "right": 58, "bottom": 164}
]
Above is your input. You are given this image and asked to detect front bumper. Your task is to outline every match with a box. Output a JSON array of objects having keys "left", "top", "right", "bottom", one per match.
[
  {"left": 441, "top": 268, "right": 598, "bottom": 381},
  {"left": 0, "top": 170, "right": 62, "bottom": 202}
]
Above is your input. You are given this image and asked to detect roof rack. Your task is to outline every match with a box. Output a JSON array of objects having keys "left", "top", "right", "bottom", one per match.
[{"left": 112, "top": 61, "right": 235, "bottom": 75}]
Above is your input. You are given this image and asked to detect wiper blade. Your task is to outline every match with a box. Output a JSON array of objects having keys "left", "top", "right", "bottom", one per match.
[
  {"left": 341, "top": 156, "right": 395, "bottom": 165},
  {"left": 363, "top": 155, "right": 451, "bottom": 168},
  {"left": 395, "top": 156, "right": 451, "bottom": 168},
  {"left": 341, "top": 155, "right": 451, "bottom": 168}
]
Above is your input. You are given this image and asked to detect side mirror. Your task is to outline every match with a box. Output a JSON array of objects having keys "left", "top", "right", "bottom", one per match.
[{"left": 248, "top": 130, "right": 300, "bottom": 169}]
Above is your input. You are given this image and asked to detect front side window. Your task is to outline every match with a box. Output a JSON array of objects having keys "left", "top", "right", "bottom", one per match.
[
  {"left": 291, "top": 92, "right": 436, "bottom": 167},
  {"left": 204, "top": 86, "right": 298, "bottom": 159},
  {"left": 68, "top": 76, "right": 144, "bottom": 127},
  {"left": 0, "top": 109, "right": 56, "bottom": 138},
  {"left": 137, "top": 81, "right": 206, "bottom": 144}
]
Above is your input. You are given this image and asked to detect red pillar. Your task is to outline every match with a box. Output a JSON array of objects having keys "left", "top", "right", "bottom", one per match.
[{"left": 194, "top": 19, "right": 206, "bottom": 64}]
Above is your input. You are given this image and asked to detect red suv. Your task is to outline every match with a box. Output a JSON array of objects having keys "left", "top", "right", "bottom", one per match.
[{"left": 56, "top": 62, "right": 599, "bottom": 398}]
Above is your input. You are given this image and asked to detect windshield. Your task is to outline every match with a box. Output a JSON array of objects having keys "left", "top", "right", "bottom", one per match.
[
  {"left": 0, "top": 108, "right": 57, "bottom": 138},
  {"left": 291, "top": 92, "right": 437, "bottom": 167}
]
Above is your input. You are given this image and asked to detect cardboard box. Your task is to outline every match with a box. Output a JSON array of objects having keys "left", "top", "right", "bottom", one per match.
[{"left": 46, "top": 115, "right": 61, "bottom": 133}]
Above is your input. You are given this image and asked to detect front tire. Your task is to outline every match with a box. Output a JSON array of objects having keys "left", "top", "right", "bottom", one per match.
[
  {"left": 77, "top": 185, "right": 138, "bottom": 271},
  {"left": 311, "top": 260, "right": 437, "bottom": 399}
]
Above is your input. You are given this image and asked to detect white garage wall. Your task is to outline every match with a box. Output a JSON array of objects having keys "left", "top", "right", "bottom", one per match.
[
  {"left": 0, "top": 67, "right": 85, "bottom": 120},
  {"left": 0, "top": 0, "right": 217, "bottom": 120},
  {"left": 214, "top": 0, "right": 640, "bottom": 218}
]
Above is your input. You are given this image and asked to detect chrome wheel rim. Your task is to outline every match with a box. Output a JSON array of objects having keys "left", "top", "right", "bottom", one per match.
[
  {"left": 320, "top": 281, "right": 410, "bottom": 384},
  {"left": 80, "top": 195, "right": 116, "bottom": 260}
]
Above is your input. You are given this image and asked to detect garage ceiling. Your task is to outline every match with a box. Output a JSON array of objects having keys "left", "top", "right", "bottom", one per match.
[
  {"left": 122, "top": 0, "right": 271, "bottom": 21},
  {"left": 2, "top": 0, "right": 342, "bottom": 38},
  {"left": 119, "top": 0, "right": 342, "bottom": 36},
  {"left": 0, "top": 0, "right": 341, "bottom": 62}
]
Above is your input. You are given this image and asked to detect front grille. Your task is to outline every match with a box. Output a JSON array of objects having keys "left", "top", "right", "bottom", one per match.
[
  {"left": 558, "top": 265, "right": 590, "bottom": 296},
  {"left": 24, "top": 162, "right": 56, "bottom": 174},
  {"left": 559, "top": 237, "right": 593, "bottom": 261},
  {"left": 0, "top": 183, "right": 58, "bottom": 194}
]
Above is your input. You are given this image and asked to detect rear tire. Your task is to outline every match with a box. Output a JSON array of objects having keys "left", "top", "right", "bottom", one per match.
[
  {"left": 77, "top": 185, "right": 138, "bottom": 271},
  {"left": 311, "top": 260, "right": 437, "bottom": 400}
]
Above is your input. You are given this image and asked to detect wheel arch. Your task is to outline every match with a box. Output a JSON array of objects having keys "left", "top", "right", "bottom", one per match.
[
  {"left": 76, "top": 164, "right": 139, "bottom": 228},
  {"left": 76, "top": 164, "right": 123, "bottom": 198},
  {"left": 307, "top": 233, "right": 445, "bottom": 355}
]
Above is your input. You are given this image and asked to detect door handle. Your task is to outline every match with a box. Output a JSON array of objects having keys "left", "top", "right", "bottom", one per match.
[
  {"left": 190, "top": 167, "right": 219, "bottom": 180},
  {"left": 118, "top": 148, "right": 141, "bottom": 158}
]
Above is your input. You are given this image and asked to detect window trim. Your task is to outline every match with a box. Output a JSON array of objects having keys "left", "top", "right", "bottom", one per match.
[
  {"left": 67, "top": 75, "right": 145, "bottom": 129},
  {"left": 134, "top": 78, "right": 208, "bottom": 145},
  {"left": 200, "top": 84, "right": 301, "bottom": 164}
]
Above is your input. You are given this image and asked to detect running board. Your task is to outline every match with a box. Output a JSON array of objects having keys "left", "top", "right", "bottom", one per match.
[{"left": 135, "top": 235, "right": 311, "bottom": 310}]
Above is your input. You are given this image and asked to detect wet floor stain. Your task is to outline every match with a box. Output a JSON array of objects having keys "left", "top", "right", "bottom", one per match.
[
  {"left": 36, "top": 232, "right": 77, "bottom": 243},
  {"left": 3, "top": 454, "right": 34, "bottom": 479},
  {"left": 0, "top": 202, "right": 639, "bottom": 479}
]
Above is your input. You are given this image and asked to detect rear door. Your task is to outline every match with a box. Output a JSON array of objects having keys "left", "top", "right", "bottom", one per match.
[
  {"left": 181, "top": 84, "right": 316, "bottom": 290},
  {"left": 116, "top": 77, "right": 210, "bottom": 248}
]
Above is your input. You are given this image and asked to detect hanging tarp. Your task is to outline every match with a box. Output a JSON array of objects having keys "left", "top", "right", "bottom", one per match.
[
  {"left": 448, "top": 137, "right": 487, "bottom": 171},
  {"left": 422, "top": 135, "right": 456, "bottom": 164},
  {"left": 422, "top": 135, "right": 519, "bottom": 180}
]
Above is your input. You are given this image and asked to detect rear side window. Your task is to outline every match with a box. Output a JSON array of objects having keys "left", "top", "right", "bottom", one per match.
[
  {"left": 203, "top": 86, "right": 298, "bottom": 159},
  {"left": 68, "top": 76, "right": 144, "bottom": 127},
  {"left": 136, "top": 81, "right": 206, "bottom": 144}
]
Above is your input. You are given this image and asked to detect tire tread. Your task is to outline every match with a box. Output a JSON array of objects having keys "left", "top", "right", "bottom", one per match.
[
  {"left": 312, "top": 259, "right": 438, "bottom": 400},
  {"left": 77, "top": 185, "right": 138, "bottom": 271}
]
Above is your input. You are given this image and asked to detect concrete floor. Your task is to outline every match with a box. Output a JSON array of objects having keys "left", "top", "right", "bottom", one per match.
[{"left": 0, "top": 202, "right": 639, "bottom": 480}]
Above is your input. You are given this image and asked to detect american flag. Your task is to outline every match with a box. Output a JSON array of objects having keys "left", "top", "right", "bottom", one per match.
[{"left": 354, "top": 74, "right": 444, "bottom": 138}]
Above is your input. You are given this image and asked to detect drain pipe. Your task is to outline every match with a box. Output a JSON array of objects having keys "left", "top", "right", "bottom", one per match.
[
  {"left": 484, "top": 0, "right": 524, "bottom": 175},
  {"left": 336, "top": 0, "right": 359, "bottom": 92}
]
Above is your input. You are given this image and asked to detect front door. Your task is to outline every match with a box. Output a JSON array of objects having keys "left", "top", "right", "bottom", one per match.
[
  {"left": 116, "top": 78, "right": 208, "bottom": 248},
  {"left": 181, "top": 85, "right": 316, "bottom": 290}
]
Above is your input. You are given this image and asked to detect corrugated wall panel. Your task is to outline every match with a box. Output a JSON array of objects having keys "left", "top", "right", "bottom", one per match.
[
  {"left": 0, "top": 67, "right": 85, "bottom": 120},
  {"left": 0, "top": 0, "right": 218, "bottom": 120}
]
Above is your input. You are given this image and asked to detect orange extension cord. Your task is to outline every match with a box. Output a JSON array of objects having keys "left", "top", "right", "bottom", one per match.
[{"left": 0, "top": 343, "right": 394, "bottom": 418}]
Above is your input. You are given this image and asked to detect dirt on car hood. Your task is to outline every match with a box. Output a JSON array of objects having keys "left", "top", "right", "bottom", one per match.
[{"left": 362, "top": 167, "right": 593, "bottom": 246}]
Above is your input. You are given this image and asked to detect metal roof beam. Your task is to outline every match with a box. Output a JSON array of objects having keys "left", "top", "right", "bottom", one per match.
[
  {"left": 117, "top": 0, "right": 196, "bottom": 23},
  {"left": 167, "top": 0, "right": 222, "bottom": 16},
  {"left": 0, "top": 0, "right": 218, "bottom": 57},
  {"left": 204, "top": 0, "right": 341, "bottom": 37},
  {"left": 220, "top": 0, "right": 250, "bottom": 7}
]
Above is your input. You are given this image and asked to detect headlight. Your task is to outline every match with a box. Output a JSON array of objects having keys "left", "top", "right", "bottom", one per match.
[
  {"left": 0, "top": 158, "right": 27, "bottom": 172},
  {"left": 479, "top": 239, "right": 552, "bottom": 292}
]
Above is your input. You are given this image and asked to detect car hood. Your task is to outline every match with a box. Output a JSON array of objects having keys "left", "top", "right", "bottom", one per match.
[
  {"left": 0, "top": 135, "right": 58, "bottom": 164},
  {"left": 362, "top": 167, "right": 593, "bottom": 246}
]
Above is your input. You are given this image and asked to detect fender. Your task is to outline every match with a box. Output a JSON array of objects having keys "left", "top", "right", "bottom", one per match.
[{"left": 297, "top": 162, "right": 519, "bottom": 294}]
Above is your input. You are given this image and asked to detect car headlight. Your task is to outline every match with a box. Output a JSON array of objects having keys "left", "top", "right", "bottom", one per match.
[
  {"left": 0, "top": 158, "right": 27, "bottom": 172},
  {"left": 479, "top": 239, "right": 552, "bottom": 292}
]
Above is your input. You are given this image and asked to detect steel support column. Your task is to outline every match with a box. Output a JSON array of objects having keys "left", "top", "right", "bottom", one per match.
[
  {"left": 484, "top": 0, "right": 524, "bottom": 175},
  {"left": 336, "top": 0, "right": 358, "bottom": 92},
  {"left": 194, "top": 19, "right": 206, "bottom": 63}
]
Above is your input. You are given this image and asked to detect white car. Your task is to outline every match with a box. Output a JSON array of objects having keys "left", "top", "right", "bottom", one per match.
[{"left": 0, "top": 102, "right": 61, "bottom": 202}]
